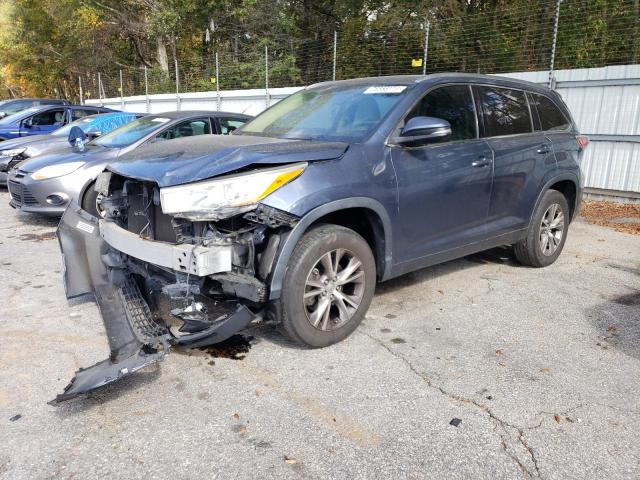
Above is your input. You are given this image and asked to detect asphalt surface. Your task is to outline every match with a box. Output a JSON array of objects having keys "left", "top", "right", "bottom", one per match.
[{"left": 0, "top": 190, "right": 639, "bottom": 480}]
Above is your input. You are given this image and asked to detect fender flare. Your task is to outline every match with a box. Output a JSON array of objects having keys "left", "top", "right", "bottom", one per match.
[
  {"left": 267, "top": 197, "right": 393, "bottom": 300},
  {"left": 528, "top": 172, "right": 581, "bottom": 226}
]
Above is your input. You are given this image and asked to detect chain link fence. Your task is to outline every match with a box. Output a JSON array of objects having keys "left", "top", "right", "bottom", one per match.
[{"left": 77, "top": 0, "right": 640, "bottom": 103}]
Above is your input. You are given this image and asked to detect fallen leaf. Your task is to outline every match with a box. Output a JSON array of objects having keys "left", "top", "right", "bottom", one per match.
[
  {"left": 495, "top": 349, "right": 504, "bottom": 356},
  {"left": 255, "top": 389, "right": 261, "bottom": 397},
  {"left": 554, "top": 414, "right": 561, "bottom": 423},
  {"left": 437, "top": 289, "right": 444, "bottom": 295},
  {"left": 540, "top": 368, "right": 551, "bottom": 374},
  {"left": 232, "top": 412, "right": 240, "bottom": 420},
  {"left": 607, "top": 325, "right": 618, "bottom": 333},
  {"left": 565, "top": 416, "right": 574, "bottom": 423},
  {"left": 284, "top": 456, "right": 297, "bottom": 464}
]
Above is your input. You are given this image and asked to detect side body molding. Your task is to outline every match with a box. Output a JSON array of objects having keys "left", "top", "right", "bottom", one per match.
[{"left": 267, "top": 197, "right": 394, "bottom": 300}]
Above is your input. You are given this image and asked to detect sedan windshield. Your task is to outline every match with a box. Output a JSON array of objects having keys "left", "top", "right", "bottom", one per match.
[
  {"left": 0, "top": 107, "right": 40, "bottom": 125},
  {"left": 238, "top": 85, "right": 409, "bottom": 142},
  {"left": 93, "top": 116, "right": 170, "bottom": 148}
]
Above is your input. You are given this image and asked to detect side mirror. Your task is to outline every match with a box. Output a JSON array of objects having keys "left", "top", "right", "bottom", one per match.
[
  {"left": 23, "top": 117, "right": 33, "bottom": 128},
  {"left": 68, "top": 126, "right": 87, "bottom": 151},
  {"left": 393, "top": 116, "right": 452, "bottom": 146},
  {"left": 0, "top": 112, "right": 6, "bottom": 119},
  {"left": 86, "top": 130, "right": 102, "bottom": 140}
]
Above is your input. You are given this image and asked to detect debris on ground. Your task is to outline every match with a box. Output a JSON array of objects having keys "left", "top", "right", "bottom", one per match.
[
  {"left": 284, "top": 455, "right": 297, "bottom": 464},
  {"left": 580, "top": 201, "right": 640, "bottom": 235},
  {"left": 9, "top": 414, "right": 21, "bottom": 422},
  {"left": 449, "top": 418, "right": 462, "bottom": 427}
]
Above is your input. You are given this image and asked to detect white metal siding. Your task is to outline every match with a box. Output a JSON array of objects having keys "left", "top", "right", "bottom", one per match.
[{"left": 90, "top": 65, "right": 640, "bottom": 199}]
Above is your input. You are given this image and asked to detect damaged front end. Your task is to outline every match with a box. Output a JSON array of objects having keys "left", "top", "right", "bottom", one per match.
[{"left": 54, "top": 170, "right": 298, "bottom": 404}]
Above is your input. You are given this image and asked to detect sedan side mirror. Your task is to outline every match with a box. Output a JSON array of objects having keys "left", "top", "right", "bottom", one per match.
[
  {"left": 393, "top": 116, "right": 452, "bottom": 146},
  {"left": 0, "top": 112, "right": 6, "bottom": 119},
  {"left": 86, "top": 130, "right": 102, "bottom": 140},
  {"left": 23, "top": 117, "right": 33, "bottom": 128}
]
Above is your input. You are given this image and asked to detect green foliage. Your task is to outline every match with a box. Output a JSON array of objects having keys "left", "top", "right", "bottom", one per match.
[{"left": 0, "top": 0, "right": 637, "bottom": 99}]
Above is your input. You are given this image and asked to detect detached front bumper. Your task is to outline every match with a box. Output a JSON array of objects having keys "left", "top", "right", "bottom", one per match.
[{"left": 53, "top": 205, "right": 257, "bottom": 404}]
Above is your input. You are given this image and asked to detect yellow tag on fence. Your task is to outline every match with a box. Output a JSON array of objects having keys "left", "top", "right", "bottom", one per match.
[{"left": 411, "top": 58, "right": 423, "bottom": 67}]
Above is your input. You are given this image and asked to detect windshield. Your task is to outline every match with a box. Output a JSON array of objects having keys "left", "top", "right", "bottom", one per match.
[
  {"left": 238, "top": 85, "right": 408, "bottom": 142},
  {"left": 0, "top": 107, "right": 40, "bottom": 125},
  {"left": 93, "top": 116, "right": 170, "bottom": 148}
]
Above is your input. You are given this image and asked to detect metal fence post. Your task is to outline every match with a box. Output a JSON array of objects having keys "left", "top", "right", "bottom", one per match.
[
  {"left": 175, "top": 57, "right": 181, "bottom": 110},
  {"left": 144, "top": 66, "right": 150, "bottom": 113},
  {"left": 265, "top": 45, "right": 270, "bottom": 109},
  {"left": 97, "top": 72, "right": 102, "bottom": 103},
  {"left": 215, "top": 52, "right": 221, "bottom": 111},
  {"left": 422, "top": 21, "right": 430, "bottom": 76},
  {"left": 78, "top": 76, "right": 84, "bottom": 104},
  {"left": 333, "top": 31, "right": 337, "bottom": 81},
  {"left": 119, "top": 69, "right": 124, "bottom": 110},
  {"left": 548, "top": 0, "right": 562, "bottom": 88}
]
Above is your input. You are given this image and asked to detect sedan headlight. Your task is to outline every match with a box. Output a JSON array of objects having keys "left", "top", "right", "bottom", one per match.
[
  {"left": 0, "top": 147, "right": 26, "bottom": 158},
  {"left": 32, "top": 162, "right": 85, "bottom": 180},
  {"left": 160, "top": 162, "right": 307, "bottom": 220}
]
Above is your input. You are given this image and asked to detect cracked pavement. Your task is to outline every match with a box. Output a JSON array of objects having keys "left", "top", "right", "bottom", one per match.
[{"left": 0, "top": 189, "right": 639, "bottom": 480}]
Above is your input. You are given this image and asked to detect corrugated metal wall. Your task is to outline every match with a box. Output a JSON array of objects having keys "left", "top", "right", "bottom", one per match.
[
  {"left": 90, "top": 65, "right": 640, "bottom": 202},
  {"left": 503, "top": 65, "right": 640, "bottom": 201}
]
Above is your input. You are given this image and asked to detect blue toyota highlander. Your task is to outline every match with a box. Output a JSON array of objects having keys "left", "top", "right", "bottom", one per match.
[{"left": 53, "top": 73, "right": 587, "bottom": 402}]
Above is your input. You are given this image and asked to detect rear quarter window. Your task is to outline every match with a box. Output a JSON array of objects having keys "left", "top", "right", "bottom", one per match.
[
  {"left": 477, "top": 86, "right": 532, "bottom": 137},
  {"left": 530, "top": 93, "right": 571, "bottom": 131}
]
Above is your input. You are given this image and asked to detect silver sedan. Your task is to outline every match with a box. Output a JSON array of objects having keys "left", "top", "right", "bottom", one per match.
[{"left": 7, "top": 111, "right": 251, "bottom": 216}]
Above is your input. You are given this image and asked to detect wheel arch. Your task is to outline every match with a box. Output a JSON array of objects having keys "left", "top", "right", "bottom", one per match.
[
  {"left": 529, "top": 173, "right": 580, "bottom": 227},
  {"left": 267, "top": 197, "right": 393, "bottom": 300}
]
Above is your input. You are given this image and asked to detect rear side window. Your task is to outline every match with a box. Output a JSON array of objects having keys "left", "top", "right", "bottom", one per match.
[
  {"left": 530, "top": 94, "right": 571, "bottom": 131},
  {"left": 218, "top": 117, "right": 248, "bottom": 134},
  {"left": 477, "top": 86, "right": 532, "bottom": 137},
  {"left": 155, "top": 118, "right": 211, "bottom": 140},
  {"left": 71, "top": 109, "right": 99, "bottom": 120},
  {"left": 406, "top": 85, "right": 476, "bottom": 141}
]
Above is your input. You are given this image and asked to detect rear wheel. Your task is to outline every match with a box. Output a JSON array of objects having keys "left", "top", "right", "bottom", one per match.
[
  {"left": 514, "top": 189, "right": 569, "bottom": 267},
  {"left": 279, "top": 224, "right": 376, "bottom": 347}
]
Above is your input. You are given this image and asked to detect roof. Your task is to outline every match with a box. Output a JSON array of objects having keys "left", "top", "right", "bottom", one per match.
[
  {"left": 309, "top": 72, "right": 552, "bottom": 94},
  {"left": 144, "top": 110, "right": 252, "bottom": 119}
]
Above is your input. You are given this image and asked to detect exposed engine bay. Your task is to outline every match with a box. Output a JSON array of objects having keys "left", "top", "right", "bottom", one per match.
[{"left": 53, "top": 170, "right": 298, "bottom": 404}]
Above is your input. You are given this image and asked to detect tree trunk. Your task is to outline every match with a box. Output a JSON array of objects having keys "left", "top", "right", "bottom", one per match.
[{"left": 156, "top": 37, "right": 169, "bottom": 74}]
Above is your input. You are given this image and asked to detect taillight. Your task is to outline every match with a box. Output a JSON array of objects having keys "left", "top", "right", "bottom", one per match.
[{"left": 576, "top": 135, "right": 589, "bottom": 150}]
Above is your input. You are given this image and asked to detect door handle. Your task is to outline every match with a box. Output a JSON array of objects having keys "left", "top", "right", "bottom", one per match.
[
  {"left": 537, "top": 145, "right": 550, "bottom": 154},
  {"left": 471, "top": 156, "right": 491, "bottom": 168}
]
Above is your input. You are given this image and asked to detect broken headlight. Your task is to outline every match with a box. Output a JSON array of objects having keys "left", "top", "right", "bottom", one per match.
[{"left": 159, "top": 162, "right": 306, "bottom": 221}]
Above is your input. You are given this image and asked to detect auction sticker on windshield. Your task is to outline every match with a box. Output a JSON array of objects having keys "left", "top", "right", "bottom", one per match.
[
  {"left": 152, "top": 118, "right": 170, "bottom": 123},
  {"left": 364, "top": 86, "right": 407, "bottom": 94}
]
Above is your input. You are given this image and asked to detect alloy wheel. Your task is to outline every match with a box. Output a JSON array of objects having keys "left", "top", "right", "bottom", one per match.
[
  {"left": 303, "top": 248, "right": 366, "bottom": 331},
  {"left": 539, "top": 203, "right": 564, "bottom": 256}
]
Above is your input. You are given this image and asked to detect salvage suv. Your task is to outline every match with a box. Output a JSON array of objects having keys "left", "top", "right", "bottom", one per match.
[{"left": 54, "top": 74, "right": 586, "bottom": 402}]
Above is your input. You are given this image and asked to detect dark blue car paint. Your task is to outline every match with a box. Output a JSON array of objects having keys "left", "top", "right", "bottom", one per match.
[
  {"left": 105, "top": 74, "right": 583, "bottom": 300},
  {"left": 0, "top": 105, "right": 113, "bottom": 140}
]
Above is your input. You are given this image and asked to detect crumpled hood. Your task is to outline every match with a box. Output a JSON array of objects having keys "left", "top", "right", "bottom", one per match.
[
  {"left": 107, "top": 134, "right": 349, "bottom": 187},
  {"left": 18, "top": 144, "right": 115, "bottom": 173}
]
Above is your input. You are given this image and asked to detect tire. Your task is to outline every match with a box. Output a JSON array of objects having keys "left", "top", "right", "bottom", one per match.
[
  {"left": 279, "top": 224, "right": 376, "bottom": 348},
  {"left": 81, "top": 181, "right": 102, "bottom": 218},
  {"left": 514, "top": 189, "right": 569, "bottom": 267}
]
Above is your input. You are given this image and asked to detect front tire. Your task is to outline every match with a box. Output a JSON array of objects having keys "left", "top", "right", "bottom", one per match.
[
  {"left": 514, "top": 189, "right": 569, "bottom": 267},
  {"left": 279, "top": 224, "right": 376, "bottom": 347},
  {"left": 81, "top": 181, "right": 103, "bottom": 218}
]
